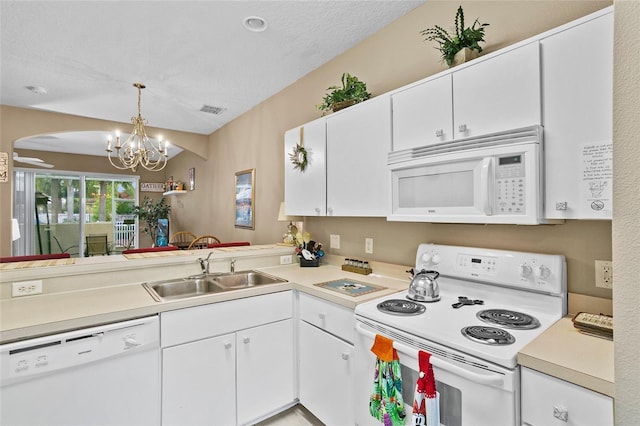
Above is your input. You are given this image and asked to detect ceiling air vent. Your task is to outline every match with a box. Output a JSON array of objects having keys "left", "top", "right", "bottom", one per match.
[{"left": 200, "top": 105, "right": 225, "bottom": 115}]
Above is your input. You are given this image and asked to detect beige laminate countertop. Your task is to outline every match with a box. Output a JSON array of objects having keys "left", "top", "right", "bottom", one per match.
[
  {"left": 0, "top": 256, "right": 407, "bottom": 344},
  {"left": 518, "top": 316, "right": 614, "bottom": 397}
]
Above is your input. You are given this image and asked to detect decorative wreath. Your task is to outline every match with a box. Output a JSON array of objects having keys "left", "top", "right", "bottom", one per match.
[{"left": 289, "top": 143, "right": 308, "bottom": 172}]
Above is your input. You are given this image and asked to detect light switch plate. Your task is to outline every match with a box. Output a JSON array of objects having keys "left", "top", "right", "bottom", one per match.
[
  {"left": 365, "top": 238, "right": 374, "bottom": 254},
  {"left": 330, "top": 234, "right": 340, "bottom": 249}
]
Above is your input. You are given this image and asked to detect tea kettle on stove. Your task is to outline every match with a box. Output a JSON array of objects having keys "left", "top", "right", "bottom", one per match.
[{"left": 407, "top": 269, "right": 441, "bottom": 302}]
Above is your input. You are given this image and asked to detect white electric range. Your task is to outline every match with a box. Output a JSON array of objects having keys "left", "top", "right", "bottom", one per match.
[{"left": 353, "top": 243, "right": 566, "bottom": 426}]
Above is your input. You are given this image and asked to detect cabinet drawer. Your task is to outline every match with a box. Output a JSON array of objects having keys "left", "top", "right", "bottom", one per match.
[
  {"left": 521, "top": 367, "right": 613, "bottom": 426},
  {"left": 161, "top": 291, "right": 293, "bottom": 347},
  {"left": 299, "top": 292, "right": 354, "bottom": 343}
]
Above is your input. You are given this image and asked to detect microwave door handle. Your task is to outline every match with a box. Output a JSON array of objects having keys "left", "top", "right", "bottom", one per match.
[
  {"left": 355, "top": 322, "right": 503, "bottom": 386},
  {"left": 480, "top": 157, "right": 493, "bottom": 215}
]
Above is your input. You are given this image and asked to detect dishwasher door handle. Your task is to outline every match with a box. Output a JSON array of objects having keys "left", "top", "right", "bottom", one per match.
[{"left": 355, "top": 322, "right": 504, "bottom": 387}]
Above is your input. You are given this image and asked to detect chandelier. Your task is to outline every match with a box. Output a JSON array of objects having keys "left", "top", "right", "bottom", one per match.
[{"left": 106, "top": 83, "right": 168, "bottom": 172}]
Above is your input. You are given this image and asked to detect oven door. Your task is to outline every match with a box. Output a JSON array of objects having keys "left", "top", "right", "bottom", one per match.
[{"left": 354, "top": 319, "right": 519, "bottom": 426}]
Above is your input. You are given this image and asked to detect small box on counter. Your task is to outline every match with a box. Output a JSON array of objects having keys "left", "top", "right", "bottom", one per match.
[{"left": 300, "top": 258, "right": 319, "bottom": 267}]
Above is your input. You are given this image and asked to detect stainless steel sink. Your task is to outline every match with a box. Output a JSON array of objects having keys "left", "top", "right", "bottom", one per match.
[
  {"left": 142, "top": 276, "right": 223, "bottom": 301},
  {"left": 142, "top": 270, "right": 287, "bottom": 301},
  {"left": 211, "top": 270, "right": 287, "bottom": 289}
]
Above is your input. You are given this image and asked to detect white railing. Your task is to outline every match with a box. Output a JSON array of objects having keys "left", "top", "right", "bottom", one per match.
[{"left": 114, "top": 223, "right": 135, "bottom": 248}]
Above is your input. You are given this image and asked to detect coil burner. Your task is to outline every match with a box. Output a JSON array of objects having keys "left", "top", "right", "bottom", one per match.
[
  {"left": 377, "top": 299, "right": 426, "bottom": 316},
  {"left": 461, "top": 325, "right": 516, "bottom": 345},
  {"left": 477, "top": 309, "right": 541, "bottom": 330}
]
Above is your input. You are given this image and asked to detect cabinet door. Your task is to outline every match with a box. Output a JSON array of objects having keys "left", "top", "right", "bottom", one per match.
[
  {"left": 299, "top": 321, "right": 354, "bottom": 426},
  {"left": 541, "top": 12, "right": 613, "bottom": 219},
  {"left": 162, "top": 334, "right": 236, "bottom": 426},
  {"left": 284, "top": 117, "right": 327, "bottom": 216},
  {"left": 453, "top": 42, "right": 541, "bottom": 138},
  {"left": 326, "top": 95, "right": 392, "bottom": 216},
  {"left": 392, "top": 74, "right": 453, "bottom": 150},
  {"left": 236, "top": 319, "right": 295, "bottom": 425},
  {"left": 521, "top": 367, "right": 613, "bottom": 426}
]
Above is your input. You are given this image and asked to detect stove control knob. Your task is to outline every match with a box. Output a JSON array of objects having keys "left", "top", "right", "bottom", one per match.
[
  {"left": 421, "top": 253, "right": 432, "bottom": 263},
  {"left": 520, "top": 263, "right": 533, "bottom": 278},
  {"left": 431, "top": 253, "right": 441, "bottom": 265},
  {"left": 535, "top": 264, "right": 551, "bottom": 280}
]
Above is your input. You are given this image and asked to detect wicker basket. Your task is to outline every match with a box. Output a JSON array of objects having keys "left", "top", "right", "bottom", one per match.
[{"left": 331, "top": 99, "right": 357, "bottom": 112}]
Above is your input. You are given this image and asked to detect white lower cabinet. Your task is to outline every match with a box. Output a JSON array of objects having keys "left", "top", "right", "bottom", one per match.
[
  {"left": 160, "top": 292, "right": 295, "bottom": 426},
  {"left": 298, "top": 293, "right": 354, "bottom": 425},
  {"left": 521, "top": 367, "right": 613, "bottom": 426},
  {"left": 236, "top": 319, "right": 295, "bottom": 425},
  {"left": 162, "top": 334, "right": 237, "bottom": 426}
]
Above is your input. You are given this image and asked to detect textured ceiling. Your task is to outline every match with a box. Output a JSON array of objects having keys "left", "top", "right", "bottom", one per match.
[{"left": 1, "top": 0, "right": 425, "bottom": 145}]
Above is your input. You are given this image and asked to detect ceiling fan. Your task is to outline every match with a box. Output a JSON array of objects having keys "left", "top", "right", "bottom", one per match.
[{"left": 13, "top": 152, "right": 54, "bottom": 168}]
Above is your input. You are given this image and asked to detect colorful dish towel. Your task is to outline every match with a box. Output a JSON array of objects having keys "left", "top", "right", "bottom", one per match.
[
  {"left": 370, "top": 334, "right": 406, "bottom": 426},
  {"left": 412, "top": 350, "right": 440, "bottom": 426}
]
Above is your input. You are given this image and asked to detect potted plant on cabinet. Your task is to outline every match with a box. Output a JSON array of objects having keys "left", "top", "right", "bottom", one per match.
[
  {"left": 316, "top": 72, "right": 371, "bottom": 115},
  {"left": 132, "top": 196, "right": 171, "bottom": 247},
  {"left": 420, "top": 5, "right": 489, "bottom": 67}
]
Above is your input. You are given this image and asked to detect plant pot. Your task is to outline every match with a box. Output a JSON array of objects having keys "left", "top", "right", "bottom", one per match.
[
  {"left": 331, "top": 99, "right": 357, "bottom": 112},
  {"left": 451, "top": 47, "right": 479, "bottom": 67}
]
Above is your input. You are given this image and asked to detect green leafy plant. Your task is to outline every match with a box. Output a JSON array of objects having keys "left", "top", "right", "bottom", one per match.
[
  {"left": 132, "top": 196, "right": 171, "bottom": 245},
  {"left": 420, "top": 6, "right": 489, "bottom": 67},
  {"left": 316, "top": 73, "right": 371, "bottom": 115}
]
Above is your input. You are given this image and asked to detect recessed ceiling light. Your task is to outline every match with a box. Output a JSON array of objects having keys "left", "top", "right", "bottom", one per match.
[
  {"left": 25, "top": 85, "right": 47, "bottom": 95},
  {"left": 242, "top": 16, "right": 267, "bottom": 32}
]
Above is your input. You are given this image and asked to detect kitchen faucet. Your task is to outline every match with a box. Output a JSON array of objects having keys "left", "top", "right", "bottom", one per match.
[{"left": 197, "top": 252, "right": 214, "bottom": 274}]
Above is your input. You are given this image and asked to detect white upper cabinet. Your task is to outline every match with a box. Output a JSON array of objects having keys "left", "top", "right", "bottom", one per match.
[
  {"left": 541, "top": 10, "right": 613, "bottom": 219},
  {"left": 284, "top": 117, "right": 326, "bottom": 216},
  {"left": 326, "top": 94, "right": 392, "bottom": 216},
  {"left": 391, "top": 74, "right": 454, "bottom": 150},
  {"left": 452, "top": 41, "right": 541, "bottom": 138},
  {"left": 391, "top": 42, "right": 540, "bottom": 152}
]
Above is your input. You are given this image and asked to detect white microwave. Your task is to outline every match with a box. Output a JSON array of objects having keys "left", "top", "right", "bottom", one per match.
[{"left": 388, "top": 126, "right": 544, "bottom": 224}]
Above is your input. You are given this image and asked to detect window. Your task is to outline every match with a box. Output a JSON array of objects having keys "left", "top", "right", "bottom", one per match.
[{"left": 13, "top": 169, "right": 139, "bottom": 257}]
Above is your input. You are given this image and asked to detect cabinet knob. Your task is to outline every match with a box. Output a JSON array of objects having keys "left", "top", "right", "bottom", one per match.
[
  {"left": 341, "top": 352, "right": 350, "bottom": 361},
  {"left": 315, "top": 207, "right": 321, "bottom": 215},
  {"left": 243, "top": 337, "right": 250, "bottom": 344},
  {"left": 327, "top": 207, "right": 333, "bottom": 215},
  {"left": 553, "top": 405, "right": 568, "bottom": 422},
  {"left": 318, "top": 313, "right": 327, "bottom": 320},
  {"left": 224, "top": 342, "right": 232, "bottom": 349},
  {"left": 458, "top": 124, "right": 468, "bottom": 133},
  {"left": 435, "top": 129, "right": 444, "bottom": 138}
]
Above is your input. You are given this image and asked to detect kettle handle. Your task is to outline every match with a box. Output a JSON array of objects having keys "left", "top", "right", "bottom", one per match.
[{"left": 423, "top": 270, "right": 440, "bottom": 279}]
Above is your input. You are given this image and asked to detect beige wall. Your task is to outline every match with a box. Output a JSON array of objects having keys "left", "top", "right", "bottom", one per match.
[{"left": 612, "top": 0, "right": 640, "bottom": 422}]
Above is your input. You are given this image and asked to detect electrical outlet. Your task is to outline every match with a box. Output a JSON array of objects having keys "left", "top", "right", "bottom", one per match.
[
  {"left": 365, "top": 237, "right": 374, "bottom": 254},
  {"left": 595, "top": 260, "right": 613, "bottom": 289},
  {"left": 12, "top": 280, "right": 43, "bottom": 297},
  {"left": 280, "top": 255, "right": 293, "bottom": 265},
  {"left": 330, "top": 234, "right": 340, "bottom": 249}
]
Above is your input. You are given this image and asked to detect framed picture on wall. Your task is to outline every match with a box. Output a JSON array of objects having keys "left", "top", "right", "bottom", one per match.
[{"left": 234, "top": 168, "right": 255, "bottom": 229}]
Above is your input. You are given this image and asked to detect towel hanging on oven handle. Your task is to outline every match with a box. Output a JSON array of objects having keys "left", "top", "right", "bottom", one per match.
[{"left": 356, "top": 322, "right": 504, "bottom": 387}]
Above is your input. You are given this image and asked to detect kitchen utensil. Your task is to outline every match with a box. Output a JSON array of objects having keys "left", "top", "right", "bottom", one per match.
[
  {"left": 451, "top": 296, "right": 484, "bottom": 309},
  {"left": 407, "top": 269, "right": 440, "bottom": 302}
]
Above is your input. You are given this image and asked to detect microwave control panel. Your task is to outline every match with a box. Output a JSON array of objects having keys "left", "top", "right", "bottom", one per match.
[{"left": 495, "top": 154, "right": 526, "bottom": 215}]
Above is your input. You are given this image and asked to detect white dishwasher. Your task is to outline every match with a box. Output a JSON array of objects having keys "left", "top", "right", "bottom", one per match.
[{"left": 0, "top": 315, "right": 160, "bottom": 426}]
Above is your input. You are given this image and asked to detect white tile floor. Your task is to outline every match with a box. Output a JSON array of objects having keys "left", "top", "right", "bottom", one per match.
[{"left": 255, "top": 405, "right": 324, "bottom": 426}]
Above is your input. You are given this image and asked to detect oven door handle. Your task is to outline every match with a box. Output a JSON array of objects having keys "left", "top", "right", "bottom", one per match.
[{"left": 355, "top": 322, "right": 504, "bottom": 387}]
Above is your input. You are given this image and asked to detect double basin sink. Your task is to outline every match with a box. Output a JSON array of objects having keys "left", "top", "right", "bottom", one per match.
[{"left": 143, "top": 270, "right": 287, "bottom": 302}]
